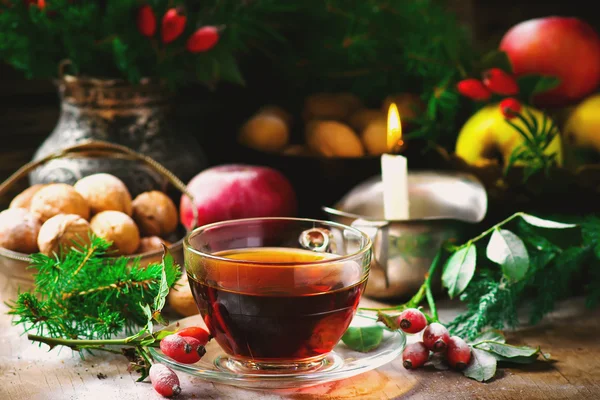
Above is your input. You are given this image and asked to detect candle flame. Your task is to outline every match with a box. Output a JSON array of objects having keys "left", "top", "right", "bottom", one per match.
[{"left": 387, "top": 103, "right": 403, "bottom": 153}]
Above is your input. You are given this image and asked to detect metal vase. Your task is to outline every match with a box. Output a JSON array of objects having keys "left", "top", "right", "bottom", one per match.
[{"left": 29, "top": 75, "right": 206, "bottom": 197}]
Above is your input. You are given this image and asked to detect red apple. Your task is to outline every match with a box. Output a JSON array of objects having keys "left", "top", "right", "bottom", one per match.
[
  {"left": 180, "top": 164, "right": 297, "bottom": 229},
  {"left": 499, "top": 16, "right": 600, "bottom": 107}
]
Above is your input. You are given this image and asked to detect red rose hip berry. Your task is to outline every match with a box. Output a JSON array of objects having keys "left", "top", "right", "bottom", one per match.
[
  {"left": 137, "top": 5, "right": 157, "bottom": 37},
  {"left": 422, "top": 322, "right": 450, "bottom": 352},
  {"left": 160, "top": 334, "right": 206, "bottom": 364},
  {"left": 482, "top": 68, "right": 519, "bottom": 96},
  {"left": 447, "top": 336, "right": 472, "bottom": 370},
  {"left": 499, "top": 97, "right": 522, "bottom": 119},
  {"left": 456, "top": 79, "right": 491, "bottom": 101},
  {"left": 177, "top": 326, "right": 211, "bottom": 346},
  {"left": 397, "top": 308, "right": 427, "bottom": 334},
  {"left": 402, "top": 342, "right": 430, "bottom": 369},
  {"left": 186, "top": 26, "right": 220, "bottom": 53},
  {"left": 150, "top": 364, "right": 181, "bottom": 397},
  {"left": 161, "top": 8, "right": 187, "bottom": 44}
]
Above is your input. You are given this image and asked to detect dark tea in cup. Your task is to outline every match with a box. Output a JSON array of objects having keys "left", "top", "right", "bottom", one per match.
[{"left": 184, "top": 218, "right": 372, "bottom": 373}]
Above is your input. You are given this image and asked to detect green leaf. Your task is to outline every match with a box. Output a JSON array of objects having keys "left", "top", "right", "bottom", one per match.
[
  {"left": 532, "top": 76, "right": 561, "bottom": 95},
  {"left": 478, "top": 50, "right": 513, "bottom": 73},
  {"left": 474, "top": 341, "right": 541, "bottom": 364},
  {"left": 154, "top": 329, "right": 177, "bottom": 340},
  {"left": 153, "top": 248, "right": 172, "bottom": 313},
  {"left": 377, "top": 312, "right": 400, "bottom": 330},
  {"left": 140, "top": 303, "right": 152, "bottom": 322},
  {"left": 341, "top": 326, "right": 384, "bottom": 352},
  {"left": 215, "top": 49, "right": 245, "bottom": 86},
  {"left": 520, "top": 214, "right": 577, "bottom": 229},
  {"left": 442, "top": 244, "right": 477, "bottom": 298},
  {"left": 462, "top": 348, "right": 497, "bottom": 382},
  {"left": 517, "top": 75, "right": 561, "bottom": 102},
  {"left": 469, "top": 329, "right": 506, "bottom": 345},
  {"left": 486, "top": 229, "right": 529, "bottom": 282}
]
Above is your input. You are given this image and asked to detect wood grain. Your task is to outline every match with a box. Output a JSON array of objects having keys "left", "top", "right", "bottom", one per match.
[{"left": 1, "top": 294, "right": 600, "bottom": 400}]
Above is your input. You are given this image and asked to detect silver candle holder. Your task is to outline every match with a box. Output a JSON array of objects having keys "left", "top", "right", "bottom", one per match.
[{"left": 323, "top": 170, "right": 487, "bottom": 300}]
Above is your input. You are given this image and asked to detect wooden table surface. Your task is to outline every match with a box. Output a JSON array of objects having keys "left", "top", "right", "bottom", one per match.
[{"left": 1, "top": 292, "right": 599, "bottom": 400}]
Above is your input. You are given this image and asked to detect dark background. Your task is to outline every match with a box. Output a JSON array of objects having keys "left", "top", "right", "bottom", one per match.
[{"left": 0, "top": 0, "right": 598, "bottom": 184}]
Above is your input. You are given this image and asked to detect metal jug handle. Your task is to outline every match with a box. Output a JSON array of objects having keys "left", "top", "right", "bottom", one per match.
[{"left": 351, "top": 219, "right": 391, "bottom": 289}]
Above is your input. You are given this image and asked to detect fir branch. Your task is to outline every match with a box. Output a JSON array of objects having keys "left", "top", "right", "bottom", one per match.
[
  {"left": 503, "top": 110, "right": 561, "bottom": 180},
  {"left": 7, "top": 237, "right": 181, "bottom": 339}
]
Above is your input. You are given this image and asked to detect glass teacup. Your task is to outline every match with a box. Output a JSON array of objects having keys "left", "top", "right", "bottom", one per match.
[{"left": 184, "top": 217, "right": 372, "bottom": 373}]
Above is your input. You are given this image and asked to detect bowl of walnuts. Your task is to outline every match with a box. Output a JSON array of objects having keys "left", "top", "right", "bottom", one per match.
[
  {"left": 0, "top": 141, "right": 197, "bottom": 299},
  {"left": 234, "top": 92, "right": 449, "bottom": 217}
]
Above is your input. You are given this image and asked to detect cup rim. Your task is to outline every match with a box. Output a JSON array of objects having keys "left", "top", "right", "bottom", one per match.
[{"left": 184, "top": 217, "right": 372, "bottom": 266}]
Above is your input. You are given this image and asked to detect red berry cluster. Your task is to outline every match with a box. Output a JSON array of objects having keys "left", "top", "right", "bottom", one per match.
[
  {"left": 456, "top": 68, "right": 523, "bottom": 119},
  {"left": 136, "top": 5, "right": 220, "bottom": 53},
  {"left": 151, "top": 326, "right": 211, "bottom": 398},
  {"left": 398, "top": 309, "right": 471, "bottom": 371}
]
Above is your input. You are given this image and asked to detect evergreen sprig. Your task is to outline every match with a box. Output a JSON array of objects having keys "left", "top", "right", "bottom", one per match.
[
  {"left": 7, "top": 236, "right": 181, "bottom": 340},
  {"left": 0, "top": 0, "right": 291, "bottom": 88},
  {"left": 445, "top": 213, "right": 600, "bottom": 340},
  {"left": 504, "top": 108, "right": 561, "bottom": 180}
]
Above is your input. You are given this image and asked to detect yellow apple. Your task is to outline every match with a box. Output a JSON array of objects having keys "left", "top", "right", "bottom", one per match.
[
  {"left": 563, "top": 94, "right": 600, "bottom": 151},
  {"left": 455, "top": 103, "right": 563, "bottom": 167}
]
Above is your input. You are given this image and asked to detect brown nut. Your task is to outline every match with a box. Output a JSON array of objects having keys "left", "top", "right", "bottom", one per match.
[
  {"left": 238, "top": 113, "right": 290, "bottom": 152},
  {"left": 258, "top": 105, "right": 293, "bottom": 126},
  {"left": 307, "top": 121, "right": 365, "bottom": 157},
  {"left": 303, "top": 93, "right": 357, "bottom": 122},
  {"left": 131, "top": 191, "right": 178, "bottom": 237},
  {"left": 30, "top": 184, "right": 90, "bottom": 223},
  {"left": 348, "top": 109, "right": 386, "bottom": 132},
  {"left": 167, "top": 273, "right": 199, "bottom": 317},
  {"left": 0, "top": 208, "right": 41, "bottom": 253},
  {"left": 37, "top": 214, "right": 92, "bottom": 256},
  {"left": 137, "top": 236, "right": 171, "bottom": 254},
  {"left": 90, "top": 210, "right": 140, "bottom": 256},
  {"left": 9, "top": 184, "right": 47, "bottom": 210},
  {"left": 74, "top": 173, "right": 132, "bottom": 216},
  {"left": 361, "top": 119, "right": 388, "bottom": 155}
]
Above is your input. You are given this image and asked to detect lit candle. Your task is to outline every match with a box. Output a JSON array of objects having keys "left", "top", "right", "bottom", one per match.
[{"left": 381, "top": 103, "right": 409, "bottom": 220}]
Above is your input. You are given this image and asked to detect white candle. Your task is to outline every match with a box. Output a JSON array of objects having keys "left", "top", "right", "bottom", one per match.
[
  {"left": 381, "top": 103, "right": 410, "bottom": 220},
  {"left": 381, "top": 153, "right": 409, "bottom": 220}
]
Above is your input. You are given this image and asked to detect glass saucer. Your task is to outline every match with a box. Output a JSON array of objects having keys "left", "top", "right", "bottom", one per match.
[{"left": 149, "top": 313, "right": 406, "bottom": 390}]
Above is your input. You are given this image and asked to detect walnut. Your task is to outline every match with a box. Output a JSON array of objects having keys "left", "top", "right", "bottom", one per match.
[
  {"left": 258, "top": 105, "right": 293, "bottom": 126},
  {"left": 137, "top": 236, "right": 172, "bottom": 254},
  {"left": 238, "top": 113, "right": 290, "bottom": 152},
  {"left": 361, "top": 119, "right": 388, "bottom": 155},
  {"left": 74, "top": 173, "right": 132, "bottom": 216},
  {"left": 30, "top": 184, "right": 90, "bottom": 223},
  {"left": 306, "top": 120, "right": 365, "bottom": 157},
  {"left": 90, "top": 211, "right": 140, "bottom": 256},
  {"left": 0, "top": 208, "right": 41, "bottom": 253},
  {"left": 132, "top": 191, "right": 178, "bottom": 237},
  {"left": 167, "top": 273, "right": 199, "bottom": 317},
  {"left": 349, "top": 109, "right": 386, "bottom": 132},
  {"left": 37, "top": 214, "right": 92, "bottom": 256},
  {"left": 9, "top": 184, "right": 47, "bottom": 210}
]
